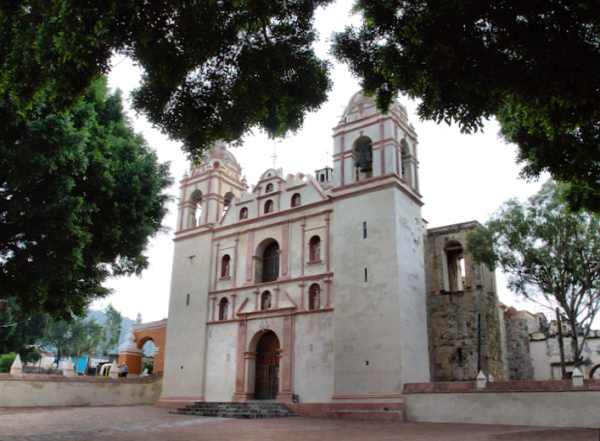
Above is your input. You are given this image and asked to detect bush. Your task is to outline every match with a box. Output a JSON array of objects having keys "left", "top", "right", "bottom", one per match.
[
  {"left": 0, "top": 353, "right": 18, "bottom": 373},
  {"left": 143, "top": 361, "right": 153, "bottom": 375}
]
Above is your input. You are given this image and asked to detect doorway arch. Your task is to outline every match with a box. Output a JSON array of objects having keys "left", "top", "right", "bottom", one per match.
[{"left": 255, "top": 331, "right": 280, "bottom": 400}]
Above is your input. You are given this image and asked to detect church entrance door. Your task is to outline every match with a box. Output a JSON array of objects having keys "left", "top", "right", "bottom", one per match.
[{"left": 255, "top": 331, "right": 279, "bottom": 400}]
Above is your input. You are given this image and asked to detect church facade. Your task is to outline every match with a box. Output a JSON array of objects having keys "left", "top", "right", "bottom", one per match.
[{"left": 156, "top": 92, "right": 499, "bottom": 409}]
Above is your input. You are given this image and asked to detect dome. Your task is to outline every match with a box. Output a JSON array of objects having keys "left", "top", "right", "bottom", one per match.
[
  {"left": 343, "top": 91, "right": 407, "bottom": 118},
  {"left": 210, "top": 141, "right": 239, "bottom": 165}
]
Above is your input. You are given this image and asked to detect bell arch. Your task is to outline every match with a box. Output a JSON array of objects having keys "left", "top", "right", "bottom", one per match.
[{"left": 352, "top": 136, "right": 373, "bottom": 181}]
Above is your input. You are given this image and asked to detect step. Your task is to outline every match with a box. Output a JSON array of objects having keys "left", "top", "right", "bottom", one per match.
[{"left": 171, "top": 401, "right": 297, "bottom": 419}]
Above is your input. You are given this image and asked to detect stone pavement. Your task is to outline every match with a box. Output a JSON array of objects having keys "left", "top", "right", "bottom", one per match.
[{"left": 0, "top": 406, "right": 596, "bottom": 441}]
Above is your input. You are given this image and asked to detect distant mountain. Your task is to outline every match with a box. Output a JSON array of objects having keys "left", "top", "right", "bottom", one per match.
[{"left": 86, "top": 310, "right": 154, "bottom": 357}]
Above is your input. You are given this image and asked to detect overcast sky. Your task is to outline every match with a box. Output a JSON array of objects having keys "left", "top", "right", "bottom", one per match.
[{"left": 96, "top": 0, "right": 548, "bottom": 322}]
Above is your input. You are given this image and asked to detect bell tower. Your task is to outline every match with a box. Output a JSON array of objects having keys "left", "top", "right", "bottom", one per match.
[
  {"left": 332, "top": 92, "right": 420, "bottom": 196},
  {"left": 176, "top": 142, "right": 246, "bottom": 231}
]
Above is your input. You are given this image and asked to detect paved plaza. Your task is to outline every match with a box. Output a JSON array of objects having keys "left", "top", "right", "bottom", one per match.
[{"left": 0, "top": 406, "right": 596, "bottom": 441}]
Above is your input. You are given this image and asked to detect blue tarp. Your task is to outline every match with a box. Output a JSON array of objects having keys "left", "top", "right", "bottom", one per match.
[{"left": 75, "top": 357, "right": 87, "bottom": 372}]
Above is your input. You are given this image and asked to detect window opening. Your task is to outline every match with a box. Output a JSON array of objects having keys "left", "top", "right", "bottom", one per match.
[
  {"left": 239, "top": 207, "right": 249, "bottom": 220},
  {"left": 261, "top": 291, "right": 272, "bottom": 310},
  {"left": 190, "top": 191, "right": 202, "bottom": 227},
  {"left": 219, "top": 297, "right": 229, "bottom": 320},
  {"left": 363, "top": 222, "right": 367, "bottom": 239},
  {"left": 291, "top": 193, "right": 301, "bottom": 207},
  {"left": 262, "top": 242, "right": 280, "bottom": 283},
  {"left": 445, "top": 242, "right": 464, "bottom": 291},
  {"left": 308, "top": 284, "right": 321, "bottom": 310},
  {"left": 223, "top": 192, "right": 235, "bottom": 216},
  {"left": 266, "top": 183, "right": 274, "bottom": 193},
  {"left": 264, "top": 200, "right": 274, "bottom": 214},
  {"left": 221, "top": 254, "right": 231, "bottom": 278},
  {"left": 309, "top": 236, "right": 321, "bottom": 261},
  {"left": 364, "top": 268, "right": 368, "bottom": 282},
  {"left": 354, "top": 140, "right": 373, "bottom": 181},
  {"left": 186, "top": 294, "right": 190, "bottom": 306}
]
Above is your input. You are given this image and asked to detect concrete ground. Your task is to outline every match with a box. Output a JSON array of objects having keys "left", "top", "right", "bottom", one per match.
[{"left": 0, "top": 406, "right": 596, "bottom": 441}]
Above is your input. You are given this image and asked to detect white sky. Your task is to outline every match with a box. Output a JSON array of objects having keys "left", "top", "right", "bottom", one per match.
[{"left": 96, "top": 0, "right": 548, "bottom": 322}]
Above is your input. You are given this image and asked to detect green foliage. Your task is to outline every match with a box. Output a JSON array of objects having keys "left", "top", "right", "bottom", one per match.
[
  {"left": 0, "top": 353, "right": 18, "bottom": 373},
  {"left": 0, "top": 299, "right": 45, "bottom": 364},
  {"left": 46, "top": 313, "right": 107, "bottom": 361},
  {"left": 0, "top": 77, "right": 172, "bottom": 320},
  {"left": 143, "top": 361, "right": 154, "bottom": 375},
  {"left": 467, "top": 182, "right": 600, "bottom": 367},
  {"left": 0, "top": 0, "right": 332, "bottom": 160},
  {"left": 99, "top": 304, "right": 123, "bottom": 355},
  {"left": 332, "top": 1, "right": 600, "bottom": 212}
]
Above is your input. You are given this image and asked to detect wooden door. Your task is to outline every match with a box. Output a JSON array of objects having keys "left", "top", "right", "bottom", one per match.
[{"left": 255, "top": 331, "right": 280, "bottom": 400}]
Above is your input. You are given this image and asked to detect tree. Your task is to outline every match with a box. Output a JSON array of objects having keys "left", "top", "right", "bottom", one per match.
[
  {"left": 332, "top": 1, "right": 600, "bottom": 212},
  {"left": 99, "top": 304, "right": 123, "bottom": 355},
  {"left": 0, "top": 77, "right": 172, "bottom": 320},
  {"left": 0, "top": 0, "right": 332, "bottom": 160},
  {"left": 0, "top": 299, "right": 45, "bottom": 363},
  {"left": 467, "top": 182, "right": 600, "bottom": 369}
]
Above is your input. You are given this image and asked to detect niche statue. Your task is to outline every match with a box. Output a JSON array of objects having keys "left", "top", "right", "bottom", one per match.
[{"left": 356, "top": 142, "right": 373, "bottom": 172}]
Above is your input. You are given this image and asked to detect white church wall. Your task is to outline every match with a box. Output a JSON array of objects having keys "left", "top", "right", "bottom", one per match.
[
  {"left": 331, "top": 184, "right": 405, "bottom": 396},
  {"left": 293, "top": 312, "right": 334, "bottom": 403},
  {"left": 204, "top": 322, "right": 238, "bottom": 402},
  {"left": 162, "top": 234, "right": 211, "bottom": 399},
  {"left": 392, "top": 188, "right": 431, "bottom": 384}
]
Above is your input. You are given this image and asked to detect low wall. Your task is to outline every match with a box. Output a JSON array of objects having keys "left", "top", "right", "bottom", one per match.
[
  {"left": 0, "top": 372, "right": 163, "bottom": 407},
  {"left": 403, "top": 380, "right": 600, "bottom": 428}
]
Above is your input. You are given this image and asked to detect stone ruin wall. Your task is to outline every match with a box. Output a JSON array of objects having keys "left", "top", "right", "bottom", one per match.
[{"left": 504, "top": 317, "right": 535, "bottom": 380}]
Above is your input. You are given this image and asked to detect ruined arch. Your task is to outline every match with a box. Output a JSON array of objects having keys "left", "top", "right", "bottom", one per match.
[{"left": 444, "top": 240, "right": 465, "bottom": 292}]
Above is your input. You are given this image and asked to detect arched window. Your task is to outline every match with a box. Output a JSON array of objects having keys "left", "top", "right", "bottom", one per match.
[
  {"left": 291, "top": 193, "right": 301, "bottom": 207},
  {"left": 219, "top": 297, "right": 229, "bottom": 321},
  {"left": 308, "top": 284, "right": 321, "bottom": 310},
  {"left": 240, "top": 207, "right": 248, "bottom": 220},
  {"left": 262, "top": 242, "right": 280, "bottom": 283},
  {"left": 189, "top": 190, "right": 202, "bottom": 228},
  {"left": 266, "top": 183, "right": 274, "bottom": 193},
  {"left": 221, "top": 254, "right": 231, "bottom": 278},
  {"left": 320, "top": 175, "right": 324, "bottom": 182},
  {"left": 444, "top": 241, "right": 465, "bottom": 292},
  {"left": 223, "top": 191, "right": 235, "bottom": 216},
  {"left": 264, "top": 200, "right": 274, "bottom": 214},
  {"left": 353, "top": 137, "right": 373, "bottom": 181},
  {"left": 261, "top": 291, "right": 272, "bottom": 310},
  {"left": 309, "top": 236, "right": 321, "bottom": 261}
]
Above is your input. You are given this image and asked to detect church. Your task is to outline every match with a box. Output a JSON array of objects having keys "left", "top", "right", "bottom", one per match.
[{"left": 155, "top": 91, "right": 505, "bottom": 411}]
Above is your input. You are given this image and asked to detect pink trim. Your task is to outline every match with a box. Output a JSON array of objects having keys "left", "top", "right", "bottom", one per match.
[
  {"left": 213, "top": 243, "right": 220, "bottom": 291},
  {"left": 295, "top": 307, "right": 333, "bottom": 315},
  {"left": 307, "top": 174, "right": 326, "bottom": 199},
  {"left": 285, "top": 183, "right": 308, "bottom": 192},
  {"left": 298, "top": 282, "right": 305, "bottom": 311},
  {"left": 340, "top": 134, "right": 345, "bottom": 185},
  {"left": 413, "top": 140, "right": 420, "bottom": 192},
  {"left": 273, "top": 285, "right": 280, "bottom": 308},
  {"left": 235, "top": 198, "right": 253, "bottom": 206},
  {"left": 204, "top": 173, "right": 212, "bottom": 223},
  {"left": 234, "top": 320, "right": 247, "bottom": 394},
  {"left": 236, "top": 306, "right": 294, "bottom": 319},
  {"left": 379, "top": 120, "right": 385, "bottom": 175},
  {"left": 209, "top": 271, "right": 334, "bottom": 296},
  {"left": 325, "top": 213, "right": 331, "bottom": 272},
  {"left": 253, "top": 288, "right": 260, "bottom": 311},
  {"left": 284, "top": 291, "right": 297, "bottom": 309},
  {"left": 324, "top": 277, "right": 331, "bottom": 308},
  {"left": 395, "top": 143, "right": 400, "bottom": 176},
  {"left": 278, "top": 313, "right": 293, "bottom": 398},
  {"left": 300, "top": 218, "right": 306, "bottom": 276},
  {"left": 233, "top": 235, "right": 239, "bottom": 288},
  {"left": 236, "top": 297, "right": 249, "bottom": 315},
  {"left": 277, "top": 181, "right": 281, "bottom": 211},
  {"left": 245, "top": 230, "right": 254, "bottom": 282},
  {"left": 256, "top": 189, "right": 281, "bottom": 200},
  {"left": 331, "top": 394, "right": 403, "bottom": 400},
  {"left": 179, "top": 184, "right": 188, "bottom": 231},
  {"left": 216, "top": 174, "right": 222, "bottom": 222},
  {"left": 210, "top": 296, "right": 216, "bottom": 322},
  {"left": 281, "top": 223, "right": 289, "bottom": 276},
  {"left": 231, "top": 293, "right": 237, "bottom": 319}
]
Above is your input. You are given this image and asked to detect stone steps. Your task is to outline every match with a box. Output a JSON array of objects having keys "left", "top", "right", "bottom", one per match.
[{"left": 171, "top": 402, "right": 298, "bottom": 419}]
